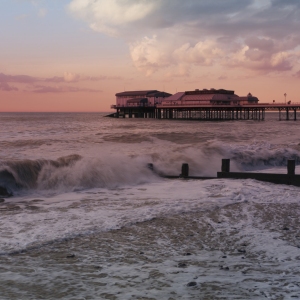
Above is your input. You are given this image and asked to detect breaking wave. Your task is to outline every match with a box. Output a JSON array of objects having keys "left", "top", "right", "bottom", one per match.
[
  {"left": 0, "top": 154, "right": 156, "bottom": 196},
  {"left": 0, "top": 142, "right": 299, "bottom": 196}
]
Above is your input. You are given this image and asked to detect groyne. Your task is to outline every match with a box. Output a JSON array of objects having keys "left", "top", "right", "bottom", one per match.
[{"left": 149, "top": 159, "right": 300, "bottom": 187}]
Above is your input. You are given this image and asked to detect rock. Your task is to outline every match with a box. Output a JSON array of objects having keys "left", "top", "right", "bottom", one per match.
[
  {"left": 66, "top": 254, "right": 75, "bottom": 258},
  {"left": 139, "top": 252, "right": 144, "bottom": 255},
  {"left": 184, "top": 252, "right": 192, "bottom": 256},
  {"left": 222, "top": 256, "right": 227, "bottom": 258},
  {"left": 187, "top": 282, "right": 197, "bottom": 287},
  {"left": 238, "top": 249, "right": 246, "bottom": 253},
  {"left": 178, "top": 262, "right": 187, "bottom": 268},
  {"left": 0, "top": 199, "right": 5, "bottom": 203},
  {"left": 0, "top": 186, "right": 12, "bottom": 197},
  {"left": 283, "top": 227, "right": 290, "bottom": 231}
]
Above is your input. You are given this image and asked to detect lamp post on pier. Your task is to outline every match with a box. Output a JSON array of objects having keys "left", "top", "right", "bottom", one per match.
[{"left": 284, "top": 93, "right": 287, "bottom": 104}]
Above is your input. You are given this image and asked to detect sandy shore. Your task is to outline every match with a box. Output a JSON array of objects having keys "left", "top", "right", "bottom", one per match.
[{"left": 1, "top": 201, "right": 300, "bottom": 299}]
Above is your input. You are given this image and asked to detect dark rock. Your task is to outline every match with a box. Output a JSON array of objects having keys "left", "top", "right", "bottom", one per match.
[
  {"left": 178, "top": 262, "right": 187, "bottom": 268},
  {"left": 187, "top": 282, "right": 197, "bottom": 287},
  {"left": 222, "top": 256, "right": 227, "bottom": 258},
  {"left": 283, "top": 227, "right": 290, "bottom": 231},
  {"left": 66, "top": 254, "right": 75, "bottom": 258},
  {"left": 224, "top": 267, "right": 229, "bottom": 270},
  {"left": 238, "top": 249, "right": 246, "bottom": 253},
  {"left": 184, "top": 252, "right": 192, "bottom": 256},
  {"left": 0, "top": 199, "right": 5, "bottom": 203},
  {"left": 139, "top": 252, "right": 144, "bottom": 255},
  {"left": 0, "top": 186, "right": 12, "bottom": 197}
]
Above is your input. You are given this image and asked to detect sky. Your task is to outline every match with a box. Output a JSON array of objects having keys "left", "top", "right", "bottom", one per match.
[{"left": 1, "top": 0, "right": 300, "bottom": 112}]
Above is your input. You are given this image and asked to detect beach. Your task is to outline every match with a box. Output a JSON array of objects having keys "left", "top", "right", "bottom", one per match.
[{"left": 1, "top": 190, "right": 300, "bottom": 299}]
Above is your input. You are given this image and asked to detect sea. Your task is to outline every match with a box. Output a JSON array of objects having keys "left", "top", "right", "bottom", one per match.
[{"left": 0, "top": 112, "right": 300, "bottom": 299}]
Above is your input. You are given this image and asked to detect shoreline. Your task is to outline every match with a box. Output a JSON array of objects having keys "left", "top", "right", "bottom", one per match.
[{"left": 1, "top": 201, "right": 300, "bottom": 299}]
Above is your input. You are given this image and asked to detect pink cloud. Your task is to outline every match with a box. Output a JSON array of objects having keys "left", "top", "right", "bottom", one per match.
[
  {"left": 0, "top": 82, "right": 18, "bottom": 91},
  {"left": 0, "top": 72, "right": 122, "bottom": 85},
  {"left": 31, "top": 85, "right": 102, "bottom": 93}
]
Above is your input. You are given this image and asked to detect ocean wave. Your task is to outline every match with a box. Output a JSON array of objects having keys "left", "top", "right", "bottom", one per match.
[
  {"left": 0, "top": 154, "right": 157, "bottom": 195},
  {"left": 0, "top": 155, "right": 82, "bottom": 195},
  {"left": 1, "top": 142, "right": 299, "bottom": 196}
]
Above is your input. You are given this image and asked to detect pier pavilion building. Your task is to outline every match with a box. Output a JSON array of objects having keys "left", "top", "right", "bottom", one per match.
[
  {"left": 115, "top": 90, "right": 172, "bottom": 108},
  {"left": 161, "top": 89, "right": 259, "bottom": 106}
]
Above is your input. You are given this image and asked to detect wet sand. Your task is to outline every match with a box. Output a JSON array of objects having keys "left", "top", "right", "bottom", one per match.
[{"left": 1, "top": 201, "right": 300, "bottom": 299}]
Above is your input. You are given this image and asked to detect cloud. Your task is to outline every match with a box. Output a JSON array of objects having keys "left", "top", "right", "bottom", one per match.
[
  {"left": 130, "top": 37, "right": 224, "bottom": 76},
  {"left": 63, "top": 72, "right": 81, "bottom": 82},
  {"left": 15, "top": 14, "right": 29, "bottom": 21},
  {"left": 37, "top": 8, "right": 47, "bottom": 18},
  {"left": 31, "top": 85, "right": 102, "bottom": 93},
  {"left": 130, "top": 36, "right": 171, "bottom": 76},
  {"left": 0, "top": 82, "right": 18, "bottom": 92},
  {"left": 68, "top": 0, "right": 300, "bottom": 76},
  {"left": 172, "top": 41, "right": 223, "bottom": 66},
  {"left": 294, "top": 70, "right": 300, "bottom": 77},
  {"left": 68, "top": 0, "right": 157, "bottom": 36},
  {"left": 0, "top": 72, "right": 119, "bottom": 93},
  {"left": 0, "top": 73, "right": 40, "bottom": 84},
  {"left": 0, "top": 72, "right": 121, "bottom": 85}
]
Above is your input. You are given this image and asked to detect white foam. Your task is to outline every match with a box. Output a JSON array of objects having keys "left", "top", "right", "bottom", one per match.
[{"left": 1, "top": 178, "right": 300, "bottom": 255}]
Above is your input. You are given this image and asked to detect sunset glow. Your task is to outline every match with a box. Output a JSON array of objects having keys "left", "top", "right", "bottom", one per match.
[{"left": 1, "top": 0, "right": 300, "bottom": 112}]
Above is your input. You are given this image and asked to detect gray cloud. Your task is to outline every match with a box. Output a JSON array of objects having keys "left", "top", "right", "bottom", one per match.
[{"left": 69, "top": 0, "right": 300, "bottom": 76}]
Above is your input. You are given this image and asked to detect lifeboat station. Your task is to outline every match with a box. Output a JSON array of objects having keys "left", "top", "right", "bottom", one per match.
[{"left": 109, "top": 88, "right": 300, "bottom": 121}]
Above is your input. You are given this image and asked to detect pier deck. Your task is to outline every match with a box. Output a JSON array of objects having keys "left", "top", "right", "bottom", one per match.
[{"left": 110, "top": 104, "right": 300, "bottom": 121}]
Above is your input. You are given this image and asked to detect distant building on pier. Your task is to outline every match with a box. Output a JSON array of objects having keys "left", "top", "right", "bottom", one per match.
[
  {"left": 114, "top": 90, "right": 172, "bottom": 108},
  {"left": 161, "top": 89, "right": 259, "bottom": 106}
]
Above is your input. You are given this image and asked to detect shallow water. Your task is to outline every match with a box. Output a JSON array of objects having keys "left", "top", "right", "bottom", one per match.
[{"left": 0, "top": 112, "right": 300, "bottom": 299}]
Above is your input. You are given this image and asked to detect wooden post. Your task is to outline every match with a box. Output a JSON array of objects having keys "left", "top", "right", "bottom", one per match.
[
  {"left": 287, "top": 160, "right": 295, "bottom": 176},
  {"left": 147, "top": 163, "right": 154, "bottom": 171},
  {"left": 222, "top": 159, "right": 230, "bottom": 173},
  {"left": 181, "top": 163, "right": 189, "bottom": 178}
]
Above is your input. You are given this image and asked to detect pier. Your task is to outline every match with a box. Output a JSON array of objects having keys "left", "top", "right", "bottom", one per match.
[
  {"left": 109, "top": 89, "right": 300, "bottom": 121},
  {"left": 110, "top": 104, "right": 300, "bottom": 121}
]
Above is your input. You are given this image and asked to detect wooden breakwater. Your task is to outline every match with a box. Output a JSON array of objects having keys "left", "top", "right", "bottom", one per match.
[{"left": 149, "top": 159, "right": 300, "bottom": 187}]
